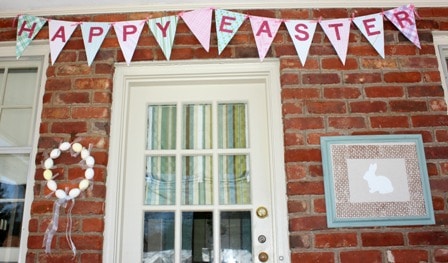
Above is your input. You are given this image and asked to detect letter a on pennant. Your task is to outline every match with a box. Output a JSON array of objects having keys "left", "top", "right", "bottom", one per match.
[
  {"left": 16, "top": 15, "right": 47, "bottom": 59},
  {"left": 81, "top": 22, "right": 111, "bottom": 66},
  {"left": 320, "top": 18, "right": 351, "bottom": 65},
  {"left": 215, "top": 9, "right": 247, "bottom": 55},
  {"left": 148, "top": 15, "right": 178, "bottom": 60},
  {"left": 353, "top": 13, "right": 385, "bottom": 58},
  {"left": 49, "top": 20, "right": 78, "bottom": 65},
  {"left": 180, "top": 8, "right": 213, "bottom": 52},
  {"left": 249, "top": 16, "right": 282, "bottom": 61},
  {"left": 113, "top": 20, "right": 146, "bottom": 65},
  {"left": 383, "top": 4, "right": 420, "bottom": 49},
  {"left": 285, "top": 20, "right": 317, "bottom": 66}
]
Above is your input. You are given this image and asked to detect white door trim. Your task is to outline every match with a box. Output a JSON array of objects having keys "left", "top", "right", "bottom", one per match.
[{"left": 104, "top": 59, "right": 290, "bottom": 263}]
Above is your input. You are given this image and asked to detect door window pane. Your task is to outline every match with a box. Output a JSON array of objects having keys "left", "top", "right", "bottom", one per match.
[
  {"left": 3, "top": 68, "right": 37, "bottom": 106},
  {"left": 143, "top": 212, "right": 176, "bottom": 262},
  {"left": 182, "top": 156, "right": 213, "bottom": 205},
  {"left": 219, "top": 155, "right": 251, "bottom": 205},
  {"left": 145, "top": 156, "right": 176, "bottom": 205},
  {"left": 218, "top": 103, "right": 248, "bottom": 149},
  {"left": 147, "top": 105, "right": 176, "bottom": 150},
  {"left": 182, "top": 212, "right": 213, "bottom": 263},
  {"left": 220, "top": 211, "right": 252, "bottom": 263},
  {"left": 182, "top": 104, "right": 212, "bottom": 149}
]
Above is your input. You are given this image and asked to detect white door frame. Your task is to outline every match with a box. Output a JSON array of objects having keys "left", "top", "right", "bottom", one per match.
[{"left": 104, "top": 59, "right": 290, "bottom": 263}]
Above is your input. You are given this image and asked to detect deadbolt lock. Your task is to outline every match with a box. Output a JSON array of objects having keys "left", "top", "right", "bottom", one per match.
[{"left": 258, "top": 252, "right": 269, "bottom": 262}]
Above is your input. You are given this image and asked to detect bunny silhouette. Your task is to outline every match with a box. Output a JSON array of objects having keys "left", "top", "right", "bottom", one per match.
[{"left": 363, "top": 163, "right": 394, "bottom": 194}]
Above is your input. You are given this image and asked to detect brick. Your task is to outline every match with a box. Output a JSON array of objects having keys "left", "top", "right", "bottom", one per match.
[
  {"left": 302, "top": 73, "right": 340, "bottom": 84},
  {"left": 313, "top": 198, "right": 326, "bottom": 213},
  {"left": 328, "top": 117, "right": 366, "bottom": 129},
  {"left": 436, "top": 214, "right": 448, "bottom": 225},
  {"left": 399, "top": 57, "right": 439, "bottom": 69},
  {"left": 408, "top": 85, "right": 444, "bottom": 97},
  {"left": 384, "top": 72, "right": 421, "bottom": 83},
  {"left": 365, "top": 86, "right": 404, "bottom": 98},
  {"left": 74, "top": 78, "right": 112, "bottom": 90},
  {"left": 288, "top": 200, "right": 308, "bottom": 213},
  {"left": 430, "top": 99, "right": 447, "bottom": 112},
  {"left": 93, "top": 92, "right": 112, "bottom": 104},
  {"left": 412, "top": 115, "right": 448, "bottom": 127},
  {"left": 291, "top": 252, "right": 334, "bottom": 263},
  {"left": 81, "top": 253, "right": 102, "bottom": 263},
  {"left": 385, "top": 45, "right": 417, "bottom": 56},
  {"left": 315, "top": 233, "right": 357, "bottom": 248},
  {"left": 284, "top": 132, "right": 305, "bottom": 146},
  {"left": 361, "top": 58, "right": 398, "bottom": 69},
  {"left": 82, "top": 218, "right": 104, "bottom": 232},
  {"left": 388, "top": 250, "right": 429, "bottom": 263},
  {"left": 281, "top": 73, "right": 299, "bottom": 85},
  {"left": 344, "top": 73, "right": 382, "bottom": 84},
  {"left": 435, "top": 248, "right": 448, "bottom": 262},
  {"left": 283, "top": 101, "right": 304, "bottom": 115},
  {"left": 361, "top": 232, "right": 404, "bottom": 246},
  {"left": 370, "top": 116, "right": 409, "bottom": 128},
  {"left": 436, "top": 130, "right": 448, "bottom": 142},
  {"left": 306, "top": 101, "right": 346, "bottom": 114},
  {"left": 290, "top": 234, "right": 311, "bottom": 248},
  {"left": 45, "top": 78, "right": 72, "bottom": 91},
  {"left": 57, "top": 64, "right": 92, "bottom": 76},
  {"left": 340, "top": 250, "right": 382, "bottom": 263},
  {"left": 426, "top": 147, "right": 448, "bottom": 160},
  {"left": 42, "top": 107, "right": 71, "bottom": 119},
  {"left": 56, "top": 92, "right": 90, "bottom": 104},
  {"left": 432, "top": 196, "right": 445, "bottom": 210},
  {"left": 284, "top": 117, "right": 324, "bottom": 130},
  {"left": 51, "top": 121, "right": 88, "bottom": 134},
  {"left": 307, "top": 132, "right": 340, "bottom": 145},
  {"left": 323, "top": 87, "right": 361, "bottom": 99},
  {"left": 309, "top": 165, "right": 323, "bottom": 177},
  {"left": 286, "top": 163, "right": 307, "bottom": 180},
  {"left": 289, "top": 216, "right": 327, "bottom": 231},
  {"left": 322, "top": 57, "right": 358, "bottom": 70},
  {"left": 390, "top": 100, "right": 427, "bottom": 112},
  {"left": 282, "top": 88, "right": 320, "bottom": 99},
  {"left": 408, "top": 231, "right": 448, "bottom": 245},
  {"left": 350, "top": 101, "right": 387, "bottom": 113},
  {"left": 287, "top": 181, "right": 324, "bottom": 195},
  {"left": 71, "top": 201, "right": 104, "bottom": 214},
  {"left": 285, "top": 149, "right": 322, "bottom": 162},
  {"left": 72, "top": 107, "right": 109, "bottom": 119}
]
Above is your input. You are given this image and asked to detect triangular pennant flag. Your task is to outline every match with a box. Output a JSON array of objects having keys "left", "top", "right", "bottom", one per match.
[
  {"left": 81, "top": 22, "right": 111, "bottom": 66},
  {"left": 148, "top": 15, "right": 178, "bottom": 60},
  {"left": 249, "top": 16, "right": 282, "bottom": 61},
  {"left": 215, "top": 9, "right": 247, "bottom": 55},
  {"left": 16, "top": 15, "right": 47, "bottom": 59},
  {"left": 180, "top": 8, "right": 213, "bottom": 52},
  {"left": 285, "top": 20, "right": 317, "bottom": 66},
  {"left": 320, "top": 18, "right": 351, "bottom": 65},
  {"left": 49, "top": 20, "right": 78, "bottom": 65},
  {"left": 383, "top": 4, "right": 420, "bottom": 49},
  {"left": 353, "top": 13, "right": 385, "bottom": 58},
  {"left": 113, "top": 20, "right": 146, "bottom": 65}
]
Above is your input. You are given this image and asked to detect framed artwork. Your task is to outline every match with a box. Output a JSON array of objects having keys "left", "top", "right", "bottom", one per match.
[{"left": 320, "top": 134, "right": 435, "bottom": 228}]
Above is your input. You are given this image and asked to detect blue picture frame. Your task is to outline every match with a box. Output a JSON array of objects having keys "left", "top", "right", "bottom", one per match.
[{"left": 320, "top": 134, "right": 435, "bottom": 228}]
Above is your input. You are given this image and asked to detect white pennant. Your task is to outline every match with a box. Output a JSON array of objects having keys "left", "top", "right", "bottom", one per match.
[
  {"left": 353, "top": 13, "right": 385, "bottom": 58},
  {"left": 285, "top": 20, "right": 317, "bottom": 66},
  {"left": 320, "top": 18, "right": 351, "bottom": 65},
  {"left": 113, "top": 20, "right": 146, "bottom": 65},
  {"left": 49, "top": 20, "right": 78, "bottom": 65}
]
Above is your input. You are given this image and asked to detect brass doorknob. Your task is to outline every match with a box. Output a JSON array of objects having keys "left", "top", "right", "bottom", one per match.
[
  {"left": 258, "top": 252, "right": 269, "bottom": 262},
  {"left": 256, "top": 206, "right": 268, "bottom": 218}
]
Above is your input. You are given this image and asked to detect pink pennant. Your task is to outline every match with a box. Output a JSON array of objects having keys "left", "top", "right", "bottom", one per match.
[
  {"left": 320, "top": 18, "right": 351, "bottom": 65},
  {"left": 49, "top": 20, "right": 78, "bottom": 65},
  {"left": 249, "top": 16, "right": 282, "bottom": 61},
  {"left": 180, "top": 8, "right": 213, "bottom": 52},
  {"left": 285, "top": 20, "right": 317, "bottom": 66},
  {"left": 113, "top": 20, "right": 146, "bottom": 65},
  {"left": 383, "top": 4, "right": 420, "bottom": 49}
]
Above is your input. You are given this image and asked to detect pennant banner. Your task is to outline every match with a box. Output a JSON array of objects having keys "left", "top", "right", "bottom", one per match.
[
  {"left": 15, "top": 5, "right": 421, "bottom": 65},
  {"left": 49, "top": 20, "right": 78, "bottom": 65},
  {"left": 215, "top": 9, "right": 247, "bottom": 55},
  {"left": 180, "top": 8, "right": 213, "bottom": 52},
  {"left": 250, "top": 16, "right": 282, "bottom": 61},
  {"left": 148, "top": 15, "right": 178, "bottom": 60},
  {"left": 81, "top": 22, "right": 111, "bottom": 66},
  {"left": 353, "top": 13, "right": 385, "bottom": 58},
  {"left": 383, "top": 4, "right": 420, "bottom": 49},
  {"left": 285, "top": 20, "right": 317, "bottom": 66},
  {"left": 16, "top": 15, "right": 47, "bottom": 58},
  {"left": 113, "top": 20, "right": 145, "bottom": 65},
  {"left": 320, "top": 18, "right": 351, "bottom": 65}
]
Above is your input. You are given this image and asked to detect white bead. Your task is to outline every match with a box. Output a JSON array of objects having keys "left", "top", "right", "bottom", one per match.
[
  {"left": 85, "top": 168, "right": 94, "bottom": 180},
  {"left": 47, "top": 180, "right": 57, "bottom": 192},
  {"left": 59, "top": 142, "right": 71, "bottom": 151},
  {"left": 44, "top": 158, "right": 54, "bottom": 169},
  {"left": 43, "top": 169, "right": 53, "bottom": 180},
  {"left": 72, "top": 142, "right": 83, "bottom": 153},
  {"left": 81, "top": 148, "right": 90, "bottom": 160},
  {"left": 55, "top": 189, "right": 67, "bottom": 199},
  {"left": 50, "top": 148, "right": 61, "bottom": 159},
  {"left": 69, "top": 188, "right": 81, "bottom": 198},
  {"left": 79, "top": 179, "right": 90, "bottom": 191},
  {"left": 85, "top": 156, "right": 95, "bottom": 168}
]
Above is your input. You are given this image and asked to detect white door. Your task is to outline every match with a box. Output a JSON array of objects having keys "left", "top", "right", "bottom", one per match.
[{"left": 106, "top": 60, "right": 290, "bottom": 263}]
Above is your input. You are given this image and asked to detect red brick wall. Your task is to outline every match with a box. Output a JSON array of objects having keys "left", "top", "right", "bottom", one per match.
[{"left": 1, "top": 7, "right": 448, "bottom": 263}]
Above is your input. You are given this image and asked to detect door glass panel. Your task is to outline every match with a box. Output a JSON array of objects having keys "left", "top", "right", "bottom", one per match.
[
  {"left": 182, "top": 104, "right": 212, "bottom": 150},
  {"left": 145, "top": 156, "right": 176, "bottom": 205},
  {"left": 3, "top": 68, "right": 37, "bottom": 106},
  {"left": 220, "top": 211, "right": 252, "bottom": 263},
  {"left": 0, "top": 154, "right": 28, "bottom": 249},
  {"left": 219, "top": 155, "right": 250, "bottom": 205},
  {"left": 182, "top": 155, "right": 213, "bottom": 205},
  {"left": 147, "top": 105, "right": 177, "bottom": 150},
  {"left": 218, "top": 103, "right": 247, "bottom": 149},
  {"left": 182, "top": 212, "right": 213, "bottom": 262},
  {"left": 143, "top": 212, "right": 176, "bottom": 261},
  {"left": 0, "top": 109, "right": 32, "bottom": 147}
]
